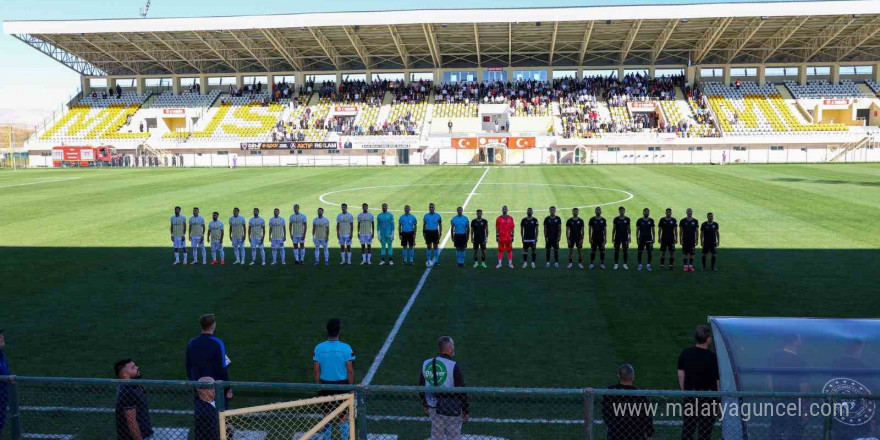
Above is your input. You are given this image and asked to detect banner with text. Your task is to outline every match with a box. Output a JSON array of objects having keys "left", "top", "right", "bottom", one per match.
[
  {"left": 451, "top": 137, "right": 536, "bottom": 149},
  {"left": 240, "top": 142, "right": 338, "bottom": 150}
]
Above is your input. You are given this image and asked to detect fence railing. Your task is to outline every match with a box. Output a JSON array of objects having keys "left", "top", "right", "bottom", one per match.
[{"left": 1, "top": 375, "right": 877, "bottom": 440}]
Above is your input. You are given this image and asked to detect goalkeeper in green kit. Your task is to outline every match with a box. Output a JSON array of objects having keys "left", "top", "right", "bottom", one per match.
[{"left": 377, "top": 203, "right": 395, "bottom": 265}]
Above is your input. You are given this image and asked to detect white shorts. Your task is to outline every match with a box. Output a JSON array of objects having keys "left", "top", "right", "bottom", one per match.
[
  {"left": 314, "top": 239, "right": 328, "bottom": 248},
  {"left": 231, "top": 238, "right": 244, "bottom": 247},
  {"left": 291, "top": 236, "right": 305, "bottom": 245},
  {"left": 249, "top": 238, "right": 264, "bottom": 248},
  {"left": 339, "top": 235, "right": 352, "bottom": 246},
  {"left": 271, "top": 239, "right": 285, "bottom": 248},
  {"left": 173, "top": 237, "right": 186, "bottom": 249},
  {"left": 210, "top": 240, "right": 223, "bottom": 250},
  {"left": 190, "top": 237, "right": 204, "bottom": 248},
  {"left": 359, "top": 234, "right": 373, "bottom": 245}
]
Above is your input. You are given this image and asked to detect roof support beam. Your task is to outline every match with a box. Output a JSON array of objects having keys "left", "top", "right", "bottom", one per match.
[
  {"left": 13, "top": 34, "right": 104, "bottom": 76},
  {"left": 260, "top": 28, "right": 303, "bottom": 71},
  {"left": 387, "top": 25, "right": 410, "bottom": 69},
  {"left": 804, "top": 16, "right": 855, "bottom": 61},
  {"left": 620, "top": 20, "right": 643, "bottom": 64},
  {"left": 422, "top": 23, "right": 442, "bottom": 68},
  {"left": 834, "top": 16, "right": 880, "bottom": 62},
  {"left": 342, "top": 26, "right": 371, "bottom": 69},
  {"left": 229, "top": 30, "right": 272, "bottom": 72},
  {"left": 578, "top": 21, "right": 594, "bottom": 66},
  {"left": 650, "top": 19, "right": 678, "bottom": 64},
  {"left": 548, "top": 22, "right": 559, "bottom": 66},
  {"left": 761, "top": 16, "right": 810, "bottom": 62},
  {"left": 308, "top": 27, "right": 342, "bottom": 70},
  {"left": 193, "top": 31, "right": 241, "bottom": 72},
  {"left": 76, "top": 35, "right": 141, "bottom": 75},
  {"left": 508, "top": 22, "right": 512, "bottom": 67},
  {"left": 151, "top": 32, "right": 208, "bottom": 73},
  {"left": 693, "top": 17, "right": 734, "bottom": 64},
  {"left": 116, "top": 33, "right": 179, "bottom": 74},
  {"left": 474, "top": 24, "right": 482, "bottom": 68},
  {"left": 725, "top": 18, "right": 764, "bottom": 63}
]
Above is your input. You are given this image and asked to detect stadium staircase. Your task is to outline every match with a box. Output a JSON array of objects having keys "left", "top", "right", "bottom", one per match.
[
  {"left": 551, "top": 102, "right": 563, "bottom": 135},
  {"left": 830, "top": 136, "right": 872, "bottom": 162}
]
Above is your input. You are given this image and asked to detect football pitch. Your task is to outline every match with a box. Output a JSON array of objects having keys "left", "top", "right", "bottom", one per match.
[{"left": 0, "top": 163, "right": 878, "bottom": 391}]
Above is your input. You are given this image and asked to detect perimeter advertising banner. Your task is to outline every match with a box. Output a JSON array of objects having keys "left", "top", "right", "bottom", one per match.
[
  {"left": 240, "top": 142, "right": 338, "bottom": 150},
  {"left": 451, "top": 137, "right": 536, "bottom": 149}
]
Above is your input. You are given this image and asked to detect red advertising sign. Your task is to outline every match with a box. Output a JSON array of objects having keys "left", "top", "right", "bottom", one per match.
[
  {"left": 451, "top": 137, "right": 536, "bottom": 149},
  {"left": 822, "top": 99, "right": 850, "bottom": 106},
  {"left": 507, "top": 137, "right": 536, "bottom": 149},
  {"left": 334, "top": 106, "right": 358, "bottom": 114},
  {"left": 628, "top": 102, "right": 655, "bottom": 110},
  {"left": 452, "top": 138, "right": 478, "bottom": 149},
  {"left": 163, "top": 108, "right": 185, "bottom": 115}
]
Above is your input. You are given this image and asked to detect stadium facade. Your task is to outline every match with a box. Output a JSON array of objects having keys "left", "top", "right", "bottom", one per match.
[{"left": 4, "top": 0, "right": 880, "bottom": 167}]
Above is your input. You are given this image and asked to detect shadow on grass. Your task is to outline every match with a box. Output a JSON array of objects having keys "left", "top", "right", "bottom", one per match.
[{"left": 771, "top": 177, "right": 880, "bottom": 187}]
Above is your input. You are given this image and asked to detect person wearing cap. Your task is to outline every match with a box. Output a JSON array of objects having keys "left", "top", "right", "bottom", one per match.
[
  {"left": 420, "top": 336, "right": 469, "bottom": 440},
  {"left": 0, "top": 329, "right": 9, "bottom": 436}
]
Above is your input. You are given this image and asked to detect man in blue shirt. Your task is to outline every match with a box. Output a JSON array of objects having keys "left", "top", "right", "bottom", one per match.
[
  {"left": 398, "top": 205, "right": 418, "bottom": 266},
  {"left": 0, "top": 329, "right": 9, "bottom": 437},
  {"left": 314, "top": 318, "right": 355, "bottom": 440},
  {"left": 186, "top": 315, "right": 232, "bottom": 401},
  {"left": 450, "top": 207, "right": 470, "bottom": 267},
  {"left": 423, "top": 203, "right": 443, "bottom": 267}
]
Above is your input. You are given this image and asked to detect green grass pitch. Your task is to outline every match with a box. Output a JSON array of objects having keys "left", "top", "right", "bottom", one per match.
[{"left": 0, "top": 164, "right": 878, "bottom": 391}]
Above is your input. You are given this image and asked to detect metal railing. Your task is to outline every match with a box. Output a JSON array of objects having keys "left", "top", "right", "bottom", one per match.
[{"left": 1, "top": 375, "right": 876, "bottom": 440}]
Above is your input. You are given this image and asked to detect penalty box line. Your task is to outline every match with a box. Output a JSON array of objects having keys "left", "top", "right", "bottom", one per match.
[{"left": 362, "top": 166, "right": 491, "bottom": 385}]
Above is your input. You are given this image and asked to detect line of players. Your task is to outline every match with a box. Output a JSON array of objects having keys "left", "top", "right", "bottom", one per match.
[{"left": 169, "top": 203, "right": 721, "bottom": 271}]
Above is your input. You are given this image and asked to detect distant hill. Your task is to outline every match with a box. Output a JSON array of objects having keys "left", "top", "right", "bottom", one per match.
[{"left": 0, "top": 124, "right": 36, "bottom": 149}]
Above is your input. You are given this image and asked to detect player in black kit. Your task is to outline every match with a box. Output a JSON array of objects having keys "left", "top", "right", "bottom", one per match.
[
  {"left": 543, "top": 206, "right": 563, "bottom": 268},
  {"left": 588, "top": 207, "right": 607, "bottom": 269},
  {"left": 635, "top": 208, "right": 655, "bottom": 271},
  {"left": 679, "top": 208, "right": 700, "bottom": 272},
  {"left": 566, "top": 208, "right": 585, "bottom": 269},
  {"left": 520, "top": 208, "right": 540, "bottom": 268},
  {"left": 470, "top": 209, "right": 489, "bottom": 268},
  {"left": 658, "top": 208, "right": 678, "bottom": 270},
  {"left": 612, "top": 206, "right": 631, "bottom": 270},
  {"left": 700, "top": 212, "right": 720, "bottom": 271}
]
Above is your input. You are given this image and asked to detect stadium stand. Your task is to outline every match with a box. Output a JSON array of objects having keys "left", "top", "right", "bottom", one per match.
[
  {"left": 865, "top": 80, "right": 880, "bottom": 97},
  {"left": 185, "top": 95, "right": 289, "bottom": 142},
  {"left": 40, "top": 92, "right": 151, "bottom": 141},
  {"left": 148, "top": 90, "right": 221, "bottom": 108},
  {"left": 784, "top": 80, "right": 869, "bottom": 99}
]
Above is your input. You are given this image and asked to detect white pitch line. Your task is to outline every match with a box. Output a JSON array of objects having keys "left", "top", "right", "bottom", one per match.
[
  {"left": 362, "top": 167, "right": 491, "bottom": 385},
  {"left": 0, "top": 177, "right": 81, "bottom": 189}
]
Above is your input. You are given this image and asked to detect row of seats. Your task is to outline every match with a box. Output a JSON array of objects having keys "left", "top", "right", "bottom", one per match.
[
  {"left": 784, "top": 80, "right": 868, "bottom": 100},
  {"left": 433, "top": 102, "right": 478, "bottom": 118},
  {"left": 182, "top": 95, "right": 288, "bottom": 140},
  {"left": 149, "top": 90, "right": 221, "bottom": 108},
  {"left": 867, "top": 80, "right": 880, "bottom": 97},
  {"left": 41, "top": 104, "right": 149, "bottom": 140},
  {"left": 79, "top": 91, "right": 150, "bottom": 107},
  {"left": 659, "top": 100, "right": 714, "bottom": 137}
]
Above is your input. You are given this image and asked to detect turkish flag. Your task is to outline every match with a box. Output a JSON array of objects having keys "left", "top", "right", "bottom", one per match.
[
  {"left": 508, "top": 137, "right": 536, "bottom": 149},
  {"left": 452, "top": 138, "right": 477, "bottom": 149}
]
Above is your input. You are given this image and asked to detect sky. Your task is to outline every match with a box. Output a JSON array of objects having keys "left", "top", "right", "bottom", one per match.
[{"left": 0, "top": 0, "right": 814, "bottom": 125}]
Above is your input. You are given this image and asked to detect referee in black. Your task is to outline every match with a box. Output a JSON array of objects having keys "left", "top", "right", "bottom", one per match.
[{"left": 470, "top": 209, "right": 489, "bottom": 268}]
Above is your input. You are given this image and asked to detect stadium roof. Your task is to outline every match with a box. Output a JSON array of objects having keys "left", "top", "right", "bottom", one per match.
[{"left": 4, "top": 1, "right": 880, "bottom": 77}]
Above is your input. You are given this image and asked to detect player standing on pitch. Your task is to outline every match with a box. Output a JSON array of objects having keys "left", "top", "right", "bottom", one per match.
[
  {"left": 228, "top": 208, "right": 246, "bottom": 265},
  {"left": 588, "top": 207, "right": 607, "bottom": 269},
  {"left": 336, "top": 203, "right": 354, "bottom": 265},
  {"left": 357, "top": 203, "right": 375, "bottom": 265},
  {"left": 471, "top": 209, "right": 489, "bottom": 268},
  {"left": 544, "top": 206, "right": 562, "bottom": 268},
  {"left": 495, "top": 206, "right": 515, "bottom": 269},
  {"left": 423, "top": 203, "right": 442, "bottom": 267},
  {"left": 679, "top": 208, "right": 700, "bottom": 272},
  {"left": 520, "top": 208, "right": 539, "bottom": 268},
  {"left": 289, "top": 204, "right": 307, "bottom": 265},
  {"left": 269, "top": 208, "right": 286, "bottom": 265},
  {"left": 171, "top": 206, "right": 187, "bottom": 265},
  {"left": 700, "top": 212, "right": 720, "bottom": 271},
  {"left": 248, "top": 208, "right": 266, "bottom": 266},
  {"left": 377, "top": 203, "right": 395, "bottom": 266},
  {"left": 450, "top": 207, "right": 470, "bottom": 267},
  {"left": 636, "top": 208, "right": 655, "bottom": 271},
  {"left": 189, "top": 207, "right": 207, "bottom": 265},
  {"left": 566, "top": 208, "right": 585, "bottom": 269},
  {"left": 313, "top": 208, "right": 330, "bottom": 266},
  {"left": 612, "top": 206, "right": 631, "bottom": 270},
  {"left": 399, "top": 205, "right": 418, "bottom": 266},
  {"left": 208, "top": 211, "right": 225, "bottom": 265},
  {"left": 658, "top": 208, "right": 678, "bottom": 271}
]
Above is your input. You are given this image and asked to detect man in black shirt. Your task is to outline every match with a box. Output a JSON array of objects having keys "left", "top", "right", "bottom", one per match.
[
  {"left": 612, "top": 206, "right": 631, "bottom": 270},
  {"left": 636, "top": 208, "right": 655, "bottom": 271},
  {"left": 588, "top": 207, "right": 607, "bottom": 269},
  {"left": 194, "top": 377, "right": 220, "bottom": 440},
  {"left": 543, "top": 206, "right": 563, "bottom": 268},
  {"left": 470, "top": 209, "right": 489, "bottom": 268},
  {"left": 677, "top": 325, "right": 719, "bottom": 440},
  {"left": 679, "top": 208, "right": 700, "bottom": 272},
  {"left": 699, "top": 213, "right": 720, "bottom": 271},
  {"left": 566, "top": 208, "right": 585, "bottom": 269},
  {"left": 768, "top": 334, "right": 808, "bottom": 440},
  {"left": 114, "top": 359, "right": 153, "bottom": 440},
  {"left": 520, "top": 208, "right": 540, "bottom": 268},
  {"left": 658, "top": 208, "right": 677, "bottom": 271},
  {"left": 602, "top": 364, "right": 654, "bottom": 440}
]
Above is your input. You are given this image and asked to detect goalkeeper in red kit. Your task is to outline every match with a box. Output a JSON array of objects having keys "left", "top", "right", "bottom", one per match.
[{"left": 495, "top": 205, "right": 516, "bottom": 269}]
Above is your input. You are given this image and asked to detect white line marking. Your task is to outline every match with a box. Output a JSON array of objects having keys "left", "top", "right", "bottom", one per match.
[
  {"left": 0, "top": 177, "right": 81, "bottom": 189},
  {"left": 362, "top": 167, "right": 491, "bottom": 385},
  {"left": 319, "top": 183, "right": 633, "bottom": 214}
]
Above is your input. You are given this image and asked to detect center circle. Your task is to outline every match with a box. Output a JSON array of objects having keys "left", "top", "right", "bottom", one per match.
[{"left": 318, "top": 183, "right": 634, "bottom": 214}]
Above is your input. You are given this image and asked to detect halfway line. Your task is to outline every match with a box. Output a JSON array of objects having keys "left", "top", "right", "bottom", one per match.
[{"left": 362, "top": 166, "right": 491, "bottom": 385}]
